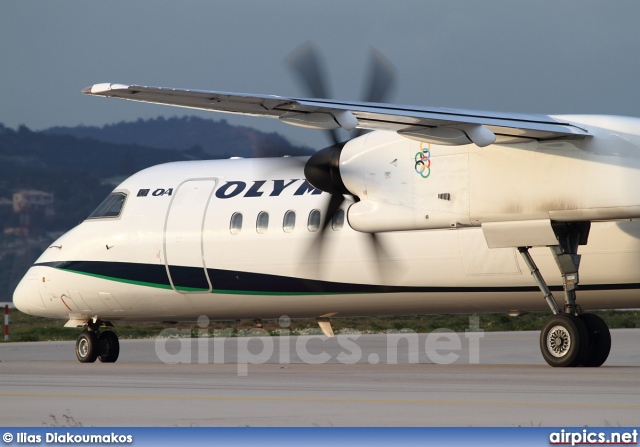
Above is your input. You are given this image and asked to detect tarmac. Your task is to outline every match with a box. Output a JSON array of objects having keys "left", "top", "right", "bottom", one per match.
[{"left": 0, "top": 330, "right": 639, "bottom": 426}]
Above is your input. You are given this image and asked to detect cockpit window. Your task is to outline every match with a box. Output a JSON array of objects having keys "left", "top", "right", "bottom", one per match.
[{"left": 87, "top": 192, "right": 127, "bottom": 219}]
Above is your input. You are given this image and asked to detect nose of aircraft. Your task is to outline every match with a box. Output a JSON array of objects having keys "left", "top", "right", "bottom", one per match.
[
  {"left": 12, "top": 274, "right": 31, "bottom": 314},
  {"left": 12, "top": 267, "right": 47, "bottom": 315}
]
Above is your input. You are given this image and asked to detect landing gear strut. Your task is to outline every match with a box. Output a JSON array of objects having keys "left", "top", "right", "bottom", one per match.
[
  {"left": 518, "top": 222, "right": 610, "bottom": 367},
  {"left": 75, "top": 319, "right": 119, "bottom": 363}
]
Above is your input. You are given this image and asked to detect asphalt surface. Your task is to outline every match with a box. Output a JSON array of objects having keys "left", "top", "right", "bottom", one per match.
[{"left": 0, "top": 330, "right": 639, "bottom": 426}]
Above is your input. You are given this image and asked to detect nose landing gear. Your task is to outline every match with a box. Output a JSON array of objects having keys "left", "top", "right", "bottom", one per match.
[{"left": 75, "top": 319, "right": 120, "bottom": 363}]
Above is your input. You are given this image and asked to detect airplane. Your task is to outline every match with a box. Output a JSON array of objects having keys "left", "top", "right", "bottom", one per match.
[{"left": 11, "top": 47, "right": 640, "bottom": 368}]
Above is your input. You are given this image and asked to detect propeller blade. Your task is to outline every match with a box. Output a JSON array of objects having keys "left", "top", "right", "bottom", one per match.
[
  {"left": 353, "top": 48, "right": 397, "bottom": 139},
  {"left": 321, "top": 192, "right": 346, "bottom": 234},
  {"left": 361, "top": 47, "right": 397, "bottom": 104},
  {"left": 367, "top": 232, "right": 400, "bottom": 284},
  {"left": 285, "top": 42, "right": 340, "bottom": 146},
  {"left": 286, "top": 42, "right": 330, "bottom": 100},
  {"left": 301, "top": 192, "right": 345, "bottom": 272}
]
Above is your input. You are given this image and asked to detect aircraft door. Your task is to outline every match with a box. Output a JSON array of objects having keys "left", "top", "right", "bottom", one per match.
[{"left": 164, "top": 179, "right": 217, "bottom": 292}]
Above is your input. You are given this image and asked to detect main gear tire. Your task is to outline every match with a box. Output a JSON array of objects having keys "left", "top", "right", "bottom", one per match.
[{"left": 540, "top": 314, "right": 589, "bottom": 367}]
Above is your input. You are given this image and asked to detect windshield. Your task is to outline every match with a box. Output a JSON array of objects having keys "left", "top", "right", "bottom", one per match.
[{"left": 87, "top": 192, "right": 127, "bottom": 219}]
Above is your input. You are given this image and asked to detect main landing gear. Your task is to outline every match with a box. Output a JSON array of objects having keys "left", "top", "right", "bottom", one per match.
[
  {"left": 518, "top": 222, "right": 611, "bottom": 367},
  {"left": 75, "top": 319, "right": 120, "bottom": 363}
]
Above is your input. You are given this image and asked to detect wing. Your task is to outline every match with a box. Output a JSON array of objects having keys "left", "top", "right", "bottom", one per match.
[{"left": 83, "top": 83, "right": 589, "bottom": 147}]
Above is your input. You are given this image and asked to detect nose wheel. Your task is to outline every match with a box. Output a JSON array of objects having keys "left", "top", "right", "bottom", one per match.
[
  {"left": 97, "top": 330, "right": 120, "bottom": 363},
  {"left": 75, "top": 331, "right": 99, "bottom": 363},
  {"left": 75, "top": 320, "right": 119, "bottom": 363}
]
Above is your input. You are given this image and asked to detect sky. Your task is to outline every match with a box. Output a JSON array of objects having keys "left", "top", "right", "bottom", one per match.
[{"left": 2, "top": 0, "right": 640, "bottom": 150}]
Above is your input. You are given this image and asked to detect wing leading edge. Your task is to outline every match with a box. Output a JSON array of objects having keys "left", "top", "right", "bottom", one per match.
[{"left": 83, "top": 83, "right": 589, "bottom": 146}]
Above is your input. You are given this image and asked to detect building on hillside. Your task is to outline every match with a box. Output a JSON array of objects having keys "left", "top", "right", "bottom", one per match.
[
  {"left": 3, "top": 190, "right": 55, "bottom": 237},
  {"left": 13, "top": 190, "right": 54, "bottom": 216}
]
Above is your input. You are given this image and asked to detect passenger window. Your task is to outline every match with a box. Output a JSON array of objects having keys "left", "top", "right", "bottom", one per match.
[
  {"left": 307, "top": 209, "right": 321, "bottom": 232},
  {"left": 256, "top": 211, "right": 269, "bottom": 234},
  {"left": 283, "top": 210, "right": 296, "bottom": 233},
  {"left": 87, "top": 192, "right": 127, "bottom": 219},
  {"left": 229, "top": 212, "right": 243, "bottom": 235},
  {"left": 331, "top": 208, "right": 345, "bottom": 231}
]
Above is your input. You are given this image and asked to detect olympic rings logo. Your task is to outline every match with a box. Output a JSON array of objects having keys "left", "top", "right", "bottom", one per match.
[{"left": 414, "top": 143, "right": 431, "bottom": 179}]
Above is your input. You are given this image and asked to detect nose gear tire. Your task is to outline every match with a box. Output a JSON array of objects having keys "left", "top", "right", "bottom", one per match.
[
  {"left": 75, "top": 331, "right": 99, "bottom": 363},
  {"left": 98, "top": 331, "right": 120, "bottom": 363}
]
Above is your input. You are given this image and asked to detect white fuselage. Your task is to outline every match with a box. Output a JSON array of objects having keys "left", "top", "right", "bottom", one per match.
[{"left": 12, "top": 122, "right": 640, "bottom": 323}]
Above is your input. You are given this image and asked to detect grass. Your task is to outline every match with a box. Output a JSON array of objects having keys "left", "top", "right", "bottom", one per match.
[{"left": 2, "top": 308, "right": 638, "bottom": 342}]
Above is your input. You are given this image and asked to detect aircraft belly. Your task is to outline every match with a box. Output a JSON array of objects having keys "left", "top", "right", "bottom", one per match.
[{"left": 105, "top": 288, "right": 640, "bottom": 321}]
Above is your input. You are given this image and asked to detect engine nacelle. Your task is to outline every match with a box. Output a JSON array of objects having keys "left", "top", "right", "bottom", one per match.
[
  {"left": 339, "top": 118, "right": 640, "bottom": 234},
  {"left": 341, "top": 131, "right": 472, "bottom": 232}
]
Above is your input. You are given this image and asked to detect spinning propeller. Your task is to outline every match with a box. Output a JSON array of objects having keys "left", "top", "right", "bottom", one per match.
[{"left": 286, "top": 43, "right": 397, "bottom": 274}]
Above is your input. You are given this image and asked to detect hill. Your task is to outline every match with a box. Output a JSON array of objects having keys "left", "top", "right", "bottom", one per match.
[{"left": 45, "top": 116, "right": 314, "bottom": 158}]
